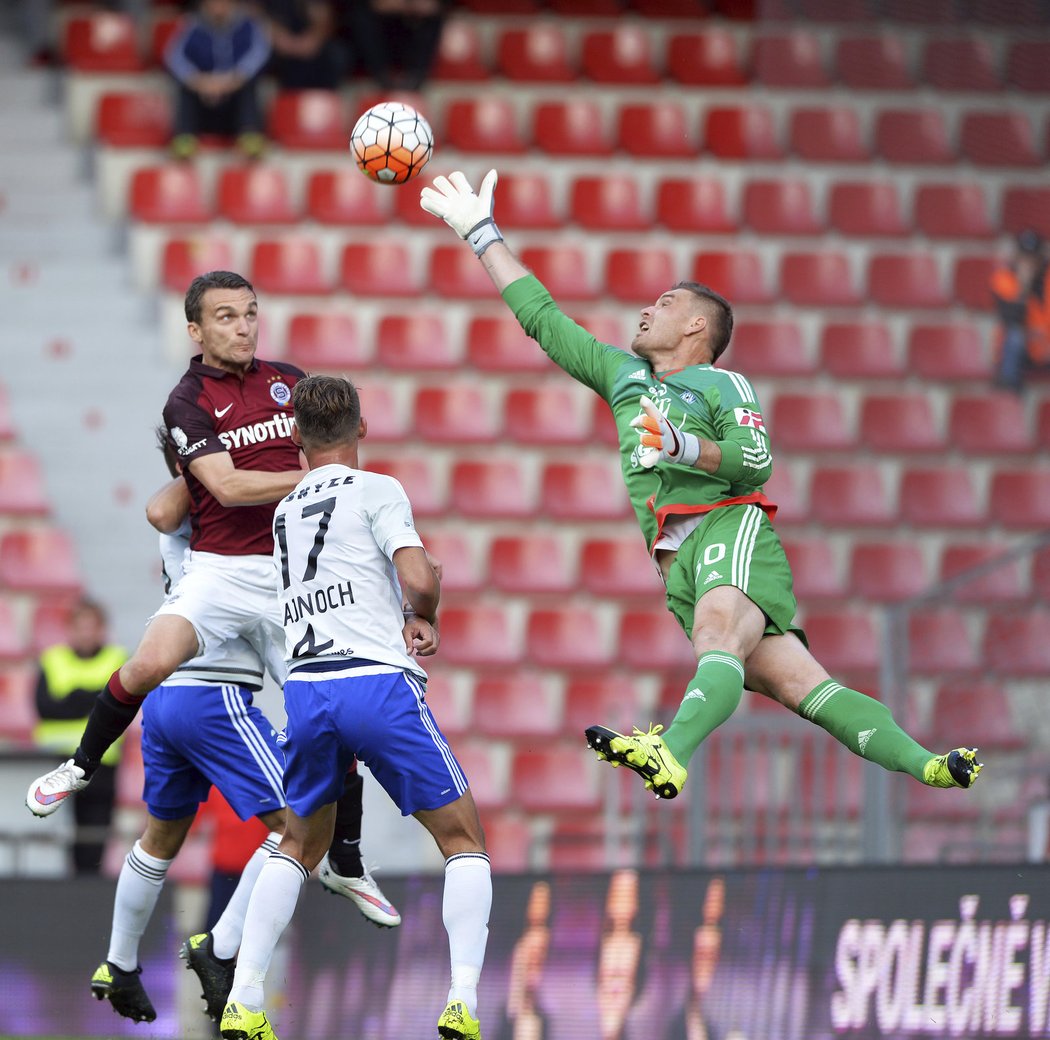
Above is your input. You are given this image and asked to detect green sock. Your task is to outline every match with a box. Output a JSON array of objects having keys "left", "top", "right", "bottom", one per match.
[
  {"left": 663, "top": 651, "right": 745, "bottom": 765},
  {"left": 798, "top": 679, "right": 933, "bottom": 781}
]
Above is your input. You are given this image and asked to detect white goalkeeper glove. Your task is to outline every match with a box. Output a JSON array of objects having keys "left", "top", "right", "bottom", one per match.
[
  {"left": 630, "top": 395, "right": 701, "bottom": 469},
  {"left": 419, "top": 169, "right": 503, "bottom": 256}
]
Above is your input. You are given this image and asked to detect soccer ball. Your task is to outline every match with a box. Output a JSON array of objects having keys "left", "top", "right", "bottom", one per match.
[{"left": 350, "top": 102, "right": 434, "bottom": 185}]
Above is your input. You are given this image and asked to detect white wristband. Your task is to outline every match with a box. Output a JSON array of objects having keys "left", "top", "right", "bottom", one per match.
[{"left": 466, "top": 218, "right": 503, "bottom": 257}]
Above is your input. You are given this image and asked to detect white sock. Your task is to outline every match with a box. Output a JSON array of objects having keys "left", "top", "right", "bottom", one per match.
[
  {"left": 107, "top": 840, "right": 173, "bottom": 972},
  {"left": 228, "top": 852, "right": 309, "bottom": 1010},
  {"left": 443, "top": 853, "right": 491, "bottom": 1018},
  {"left": 211, "top": 832, "right": 280, "bottom": 961}
]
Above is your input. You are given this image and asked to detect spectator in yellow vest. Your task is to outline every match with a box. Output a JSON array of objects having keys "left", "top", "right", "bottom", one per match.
[{"left": 34, "top": 599, "right": 128, "bottom": 874}]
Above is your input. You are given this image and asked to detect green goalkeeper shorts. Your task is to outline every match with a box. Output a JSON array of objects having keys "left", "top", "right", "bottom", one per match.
[{"left": 663, "top": 503, "right": 807, "bottom": 644}]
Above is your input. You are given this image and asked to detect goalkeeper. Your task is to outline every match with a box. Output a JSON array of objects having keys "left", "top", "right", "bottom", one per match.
[{"left": 420, "top": 170, "right": 982, "bottom": 800}]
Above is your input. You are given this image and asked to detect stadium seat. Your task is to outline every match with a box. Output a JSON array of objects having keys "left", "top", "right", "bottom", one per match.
[
  {"left": 526, "top": 608, "right": 613, "bottom": 670},
  {"left": 948, "top": 394, "right": 1032, "bottom": 454},
  {"left": 0, "top": 385, "right": 14, "bottom": 441},
  {"left": 656, "top": 177, "right": 736, "bottom": 233},
  {"left": 414, "top": 386, "right": 498, "bottom": 443},
  {"left": 29, "top": 599, "right": 81, "bottom": 655},
  {"left": 375, "top": 312, "right": 457, "bottom": 370},
  {"left": 913, "top": 183, "right": 995, "bottom": 239},
  {"left": 497, "top": 25, "right": 576, "bottom": 81},
  {"left": 250, "top": 238, "right": 329, "bottom": 295},
  {"left": 1034, "top": 547, "right": 1050, "bottom": 602},
  {"left": 960, "top": 112, "right": 1042, "bottom": 167},
  {"left": 939, "top": 543, "right": 1026, "bottom": 603},
  {"left": 965, "top": 0, "right": 1045, "bottom": 23},
  {"left": 444, "top": 97, "right": 526, "bottom": 153},
  {"left": 881, "top": 0, "right": 956, "bottom": 20},
  {"left": 472, "top": 673, "right": 563, "bottom": 739},
  {"left": 729, "top": 321, "right": 814, "bottom": 377},
  {"left": 874, "top": 109, "right": 954, "bottom": 164},
  {"left": 504, "top": 386, "right": 592, "bottom": 445},
  {"left": 667, "top": 30, "right": 748, "bottom": 86},
  {"left": 693, "top": 250, "right": 773, "bottom": 305},
  {"left": 771, "top": 393, "right": 855, "bottom": 452},
  {"left": 753, "top": 31, "right": 829, "bottom": 87},
  {"left": 859, "top": 394, "right": 944, "bottom": 453},
  {"left": 490, "top": 535, "right": 574, "bottom": 595},
  {"left": 570, "top": 311, "right": 627, "bottom": 349},
  {"left": 364, "top": 456, "right": 445, "bottom": 516},
  {"left": 571, "top": 175, "right": 648, "bottom": 231},
  {"left": 0, "top": 529, "right": 81, "bottom": 594},
  {"left": 618, "top": 609, "right": 697, "bottom": 671},
  {"left": 742, "top": 179, "right": 822, "bottom": 235},
  {"left": 0, "top": 450, "right": 49, "bottom": 516},
  {"left": 580, "top": 536, "right": 662, "bottom": 598},
  {"left": 305, "top": 169, "right": 389, "bottom": 226},
  {"left": 95, "top": 91, "right": 171, "bottom": 148},
  {"left": 458, "top": 0, "right": 540, "bottom": 10},
  {"left": 820, "top": 321, "right": 903, "bottom": 379},
  {"left": 989, "top": 469, "right": 1050, "bottom": 528},
  {"left": 492, "top": 172, "right": 560, "bottom": 229},
  {"left": 592, "top": 396, "right": 620, "bottom": 447},
  {"left": 532, "top": 100, "right": 613, "bottom": 156},
  {"left": 632, "top": 0, "right": 708, "bottom": 14},
  {"left": 920, "top": 38, "right": 1001, "bottom": 92},
  {"left": 417, "top": 528, "right": 483, "bottom": 595},
  {"left": 439, "top": 606, "right": 521, "bottom": 667},
  {"left": 129, "top": 165, "right": 211, "bottom": 225},
  {"left": 848, "top": 542, "right": 928, "bottom": 602},
  {"left": 952, "top": 255, "right": 996, "bottom": 309},
  {"left": 789, "top": 107, "right": 868, "bottom": 162},
  {"left": 285, "top": 312, "right": 369, "bottom": 371},
  {"left": 900, "top": 467, "right": 986, "bottom": 528},
  {"left": 780, "top": 251, "right": 860, "bottom": 307},
  {"left": 563, "top": 674, "right": 648, "bottom": 735},
  {"left": 466, "top": 315, "right": 549, "bottom": 372},
  {"left": 781, "top": 538, "right": 846, "bottom": 601},
  {"left": 983, "top": 611, "right": 1050, "bottom": 676},
  {"left": 810, "top": 466, "right": 894, "bottom": 526},
  {"left": 923, "top": 683, "right": 1025, "bottom": 751},
  {"left": 907, "top": 323, "right": 990, "bottom": 380},
  {"left": 512, "top": 747, "right": 603, "bottom": 813},
  {"left": 867, "top": 253, "right": 949, "bottom": 309},
  {"left": 903, "top": 781, "right": 980, "bottom": 828},
  {"left": 761, "top": 464, "right": 806, "bottom": 526},
  {"left": 450, "top": 459, "right": 536, "bottom": 519},
  {"left": 340, "top": 241, "right": 417, "bottom": 296},
  {"left": 582, "top": 27, "right": 659, "bottom": 84},
  {"left": 540, "top": 461, "right": 632, "bottom": 521},
  {"left": 605, "top": 248, "right": 677, "bottom": 303},
  {"left": 354, "top": 383, "right": 409, "bottom": 441},
  {"left": 63, "top": 13, "right": 144, "bottom": 71},
  {"left": 0, "top": 597, "right": 29, "bottom": 664},
  {"left": 796, "top": 0, "right": 872, "bottom": 20},
  {"left": 703, "top": 105, "right": 784, "bottom": 160},
  {"left": 1002, "top": 187, "right": 1050, "bottom": 238},
  {"left": 451, "top": 742, "right": 507, "bottom": 812},
  {"left": 431, "top": 20, "right": 490, "bottom": 81},
  {"left": 267, "top": 90, "right": 347, "bottom": 150},
  {"left": 161, "top": 236, "right": 234, "bottom": 292},
  {"left": 616, "top": 101, "right": 696, "bottom": 158},
  {"left": 834, "top": 35, "right": 913, "bottom": 90},
  {"left": 217, "top": 166, "right": 297, "bottom": 225},
  {"left": 519, "top": 246, "right": 597, "bottom": 300},
  {"left": 548, "top": 0, "right": 624, "bottom": 13},
  {"left": 827, "top": 182, "right": 908, "bottom": 237},
  {"left": 0, "top": 666, "right": 35, "bottom": 740},
  {"left": 1006, "top": 40, "right": 1050, "bottom": 92},
  {"left": 802, "top": 610, "right": 880, "bottom": 673}
]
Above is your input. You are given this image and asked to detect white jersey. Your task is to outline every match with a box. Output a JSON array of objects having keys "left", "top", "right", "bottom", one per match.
[{"left": 273, "top": 463, "right": 426, "bottom": 678}]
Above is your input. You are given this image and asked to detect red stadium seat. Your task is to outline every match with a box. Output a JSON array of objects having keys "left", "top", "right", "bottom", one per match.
[
  {"left": 444, "top": 98, "right": 526, "bottom": 153},
  {"left": 782, "top": 538, "right": 846, "bottom": 601},
  {"left": 0, "top": 666, "right": 35, "bottom": 739},
  {"left": 0, "top": 385, "right": 14, "bottom": 442},
  {"left": 859, "top": 394, "right": 944, "bottom": 453},
  {"left": 582, "top": 27, "right": 659, "bottom": 84},
  {"left": 983, "top": 611, "right": 1050, "bottom": 676},
  {"left": 354, "top": 383, "right": 409, "bottom": 441},
  {"left": 431, "top": 21, "right": 490, "bottom": 81},
  {"left": 939, "top": 543, "right": 1026, "bottom": 603},
  {"left": 810, "top": 466, "right": 894, "bottom": 526},
  {"left": 375, "top": 312, "right": 456, "bottom": 370},
  {"left": 450, "top": 459, "right": 535, "bottom": 519},
  {"left": 989, "top": 469, "right": 1050, "bottom": 528},
  {"left": 526, "top": 608, "right": 613, "bottom": 670},
  {"left": 217, "top": 167, "right": 297, "bottom": 225},
  {"left": 667, "top": 30, "right": 748, "bottom": 87},
  {"left": 907, "top": 323, "right": 991, "bottom": 381},
  {"left": 1006, "top": 41, "right": 1050, "bottom": 92},
  {"left": 959, "top": 112, "right": 1041, "bottom": 167},
  {"left": 563, "top": 674, "right": 647, "bottom": 735},
  {"left": 914, "top": 183, "right": 995, "bottom": 239},
  {"left": 789, "top": 107, "right": 868, "bottom": 162},
  {"left": 0, "top": 598, "right": 29, "bottom": 664},
  {"left": 923, "top": 683, "right": 1025, "bottom": 751},
  {"left": 0, "top": 529, "right": 81, "bottom": 594},
  {"left": 753, "top": 31, "right": 829, "bottom": 87},
  {"left": 729, "top": 321, "right": 814, "bottom": 377},
  {"left": 1002, "top": 187, "right": 1050, "bottom": 238},
  {"left": 948, "top": 394, "right": 1032, "bottom": 454},
  {"left": 796, "top": 0, "right": 872, "bottom": 20},
  {"left": 618, "top": 609, "right": 696, "bottom": 671},
  {"left": 771, "top": 393, "right": 854, "bottom": 452},
  {"left": 540, "top": 461, "right": 632, "bottom": 521},
  {"left": 571, "top": 175, "right": 648, "bottom": 231},
  {"left": 452, "top": 742, "right": 508, "bottom": 812},
  {"left": 364, "top": 455, "right": 444, "bottom": 516},
  {"left": 30, "top": 599, "right": 82, "bottom": 655},
  {"left": 472, "top": 673, "right": 563, "bottom": 739},
  {"left": 504, "top": 386, "right": 592, "bottom": 445},
  {"left": 285, "top": 312, "right": 368, "bottom": 371},
  {"left": 966, "top": 0, "right": 1044, "bottom": 23},
  {"left": 780, "top": 251, "right": 860, "bottom": 307},
  {"left": 95, "top": 92, "right": 171, "bottom": 148},
  {"left": 512, "top": 748, "right": 602, "bottom": 813},
  {"left": 761, "top": 464, "right": 806, "bottom": 526},
  {"left": 900, "top": 467, "right": 986, "bottom": 528},
  {"left": 147, "top": 15, "right": 181, "bottom": 67},
  {"left": 703, "top": 105, "right": 784, "bottom": 160},
  {"left": 867, "top": 253, "right": 949, "bottom": 309},
  {"left": 605, "top": 248, "right": 677, "bottom": 303},
  {"left": 439, "top": 606, "right": 521, "bottom": 667},
  {"left": 617, "top": 101, "right": 696, "bottom": 159},
  {"left": 548, "top": 0, "right": 623, "bottom": 12},
  {"left": 693, "top": 250, "right": 773, "bottom": 305},
  {"left": 532, "top": 100, "right": 613, "bottom": 156},
  {"left": 267, "top": 91, "right": 347, "bottom": 150},
  {"left": 466, "top": 315, "right": 548, "bottom": 373},
  {"left": 874, "top": 109, "right": 954, "bottom": 165},
  {"left": 63, "top": 13, "right": 144, "bottom": 71},
  {"left": 497, "top": 25, "right": 576, "bottom": 82},
  {"left": 129, "top": 165, "right": 211, "bottom": 224},
  {"left": 489, "top": 535, "right": 574, "bottom": 595},
  {"left": 519, "top": 246, "right": 597, "bottom": 301},
  {"left": 340, "top": 241, "right": 416, "bottom": 296},
  {"left": 920, "top": 38, "right": 1001, "bottom": 92},
  {"left": 414, "top": 386, "right": 497, "bottom": 443},
  {"left": 848, "top": 542, "right": 929, "bottom": 602},
  {"left": 493, "top": 172, "right": 560, "bottom": 229},
  {"left": 250, "top": 238, "right": 329, "bottom": 295},
  {"left": 580, "top": 536, "right": 662, "bottom": 598},
  {"left": 881, "top": 0, "right": 956, "bottom": 21},
  {"left": 801, "top": 610, "right": 880, "bottom": 674},
  {"left": 834, "top": 35, "right": 912, "bottom": 90},
  {"left": 429, "top": 244, "right": 499, "bottom": 298},
  {"left": 1034, "top": 547, "right": 1050, "bottom": 601},
  {"left": 570, "top": 311, "right": 628, "bottom": 349},
  {"left": 742, "top": 179, "right": 821, "bottom": 235},
  {"left": 952, "top": 255, "right": 997, "bottom": 309},
  {"left": 827, "top": 182, "right": 908, "bottom": 237},
  {"left": 305, "top": 169, "right": 389, "bottom": 226},
  {"left": 632, "top": 0, "right": 708, "bottom": 14},
  {"left": 656, "top": 178, "right": 737, "bottom": 233},
  {"left": 416, "top": 529, "right": 483, "bottom": 594},
  {"left": 0, "top": 450, "right": 50, "bottom": 516},
  {"left": 160, "top": 236, "right": 234, "bottom": 292},
  {"left": 820, "top": 321, "right": 903, "bottom": 379}
]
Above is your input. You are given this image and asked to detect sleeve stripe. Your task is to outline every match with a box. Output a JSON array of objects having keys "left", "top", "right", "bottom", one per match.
[{"left": 720, "top": 368, "right": 759, "bottom": 406}]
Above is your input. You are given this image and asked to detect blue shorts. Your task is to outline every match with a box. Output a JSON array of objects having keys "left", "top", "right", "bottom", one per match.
[
  {"left": 282, "top": 663, "right": 467, "bottom": 818},
  {"left": 141, "top": 683, "right": 286, "bottom": 821}
]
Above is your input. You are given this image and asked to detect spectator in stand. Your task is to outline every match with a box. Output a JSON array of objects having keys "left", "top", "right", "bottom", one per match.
[
  {"left": 346, "top": 0, "right": 449, "bottom": 91},
  {"left": 990, "top": 229, "right": 1050, "bottom": 393},
  {"left": 165, "top": 0, "right": 271, "bottom": 160},
  {"left": 255, "top": 0, "right": 346, "bottom": 89},
  {"left": 34, "top": 599, "right": 127, "bottom": 875}
]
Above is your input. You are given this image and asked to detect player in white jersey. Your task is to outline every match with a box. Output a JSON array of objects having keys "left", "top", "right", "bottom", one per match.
[{"left": 220, "top": 375, "right": 491, "bottom": 1040}]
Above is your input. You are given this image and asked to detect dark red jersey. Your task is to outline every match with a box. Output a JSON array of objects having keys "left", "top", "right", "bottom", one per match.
[{"left": 164, "top": 355, "right": 305, "bottom": 555}]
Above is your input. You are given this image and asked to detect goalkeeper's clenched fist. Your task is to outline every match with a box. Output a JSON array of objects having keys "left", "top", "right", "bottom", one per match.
[{"left": 419, "top": 169, "right": 504, "bottom": 257}]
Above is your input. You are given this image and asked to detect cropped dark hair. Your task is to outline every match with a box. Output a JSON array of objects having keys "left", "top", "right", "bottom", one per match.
[
  {"left": 184, "top": 270, "right": 255, "bottom": 324},
  {"left": 155, "top": 424, "right": 179, "bottom": 478},
  {"left": 671, "top": 281, "right": 734, "bottom": 362},
  {"left": 292, "top": 375, "right": 362, "bottom": 448}
]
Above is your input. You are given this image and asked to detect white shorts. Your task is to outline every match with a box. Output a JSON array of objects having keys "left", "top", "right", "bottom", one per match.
[{"left": 152, "top": 551, "right": 284, "bottom": 662}]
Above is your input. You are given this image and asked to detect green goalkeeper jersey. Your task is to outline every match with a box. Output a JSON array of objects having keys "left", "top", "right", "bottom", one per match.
[{"left": 502, "top": 275, "right": 775, "bottom": 550}]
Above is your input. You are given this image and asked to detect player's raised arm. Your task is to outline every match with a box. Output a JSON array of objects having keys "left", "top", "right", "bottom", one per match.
[{"left": 145, "top": 476, "right": 191, "bottom": 533}]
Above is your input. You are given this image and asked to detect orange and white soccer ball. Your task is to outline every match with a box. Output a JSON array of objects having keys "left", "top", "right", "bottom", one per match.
[{"left": 350, "top": 102, "right": 434, "bottom": 185}]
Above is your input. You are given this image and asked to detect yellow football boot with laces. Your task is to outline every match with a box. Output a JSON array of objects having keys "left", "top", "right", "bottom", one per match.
[{"left": 585, "top": 722, "right": 687, "bottom": 799}]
